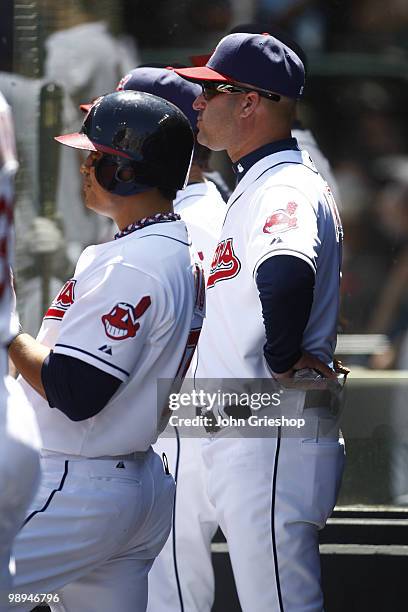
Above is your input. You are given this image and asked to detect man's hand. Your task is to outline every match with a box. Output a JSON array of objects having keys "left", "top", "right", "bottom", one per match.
[{"left": 273, "top": 351, "right": 337, "bottom": 380}]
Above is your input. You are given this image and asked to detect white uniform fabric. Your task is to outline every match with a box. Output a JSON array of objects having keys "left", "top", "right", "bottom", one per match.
[
  {"left": 200, "top": 148, "right": 343, "bottom": 379},
  {"left": 0, "top": 93, "right": 41, "bottom": 611},
  {"left": 149, "top": 146, "right": 345, "bottom": 612},
  {"left": 147, "top": 182, "right": 224, "bottom": 611},
  {"left": 173, "top": 180, "right": 225, "bottom": 278},
  {"left": 11, "top": 220, "right": 205, "bottom": 612},
  {"left": 19, "top": 221, "right": 200, "bottom": 457},
  {"left": 194, "top": 147, "right": 344, "bottom": 611}
]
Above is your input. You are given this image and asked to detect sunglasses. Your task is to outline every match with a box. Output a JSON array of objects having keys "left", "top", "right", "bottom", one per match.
[{"left": 201, "top": 82, "right": 281, "bottom": 102}]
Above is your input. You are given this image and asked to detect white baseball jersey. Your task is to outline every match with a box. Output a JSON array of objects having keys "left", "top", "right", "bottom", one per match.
[
  {"left": 196, "top": 147, "right": 342, "bottom": 381},
  {"left": 186, "top": 145, "right": 345, "bottom": 612},
  {"left": 148, "top": 180, "right": 224, "bottom": 611},
  {"left": 19, "top": 220, "right": 204, "bottom": 457},
  {"left": 173, "top": 180, "right": 225, "bottom": 278}
]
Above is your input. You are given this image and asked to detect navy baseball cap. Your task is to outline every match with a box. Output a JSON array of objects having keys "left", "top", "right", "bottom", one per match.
[
  {"left": 116, "top": 67, "right": 201, "bottom": 130},
  {"left": 176, "top": 33, "right": 305, "bottom": 100},
  {"left": 80, "top": 69, "right": 201, "bottom": 130}
]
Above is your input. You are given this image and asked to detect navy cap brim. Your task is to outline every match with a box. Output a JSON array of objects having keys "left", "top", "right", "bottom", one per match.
[{"left": 174, "top": 66, "right": 232, "bottom": 83}]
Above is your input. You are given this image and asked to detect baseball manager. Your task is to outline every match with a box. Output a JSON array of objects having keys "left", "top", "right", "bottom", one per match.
[{"left": 175, "top": 33, "right": 346, "bottom": 611}]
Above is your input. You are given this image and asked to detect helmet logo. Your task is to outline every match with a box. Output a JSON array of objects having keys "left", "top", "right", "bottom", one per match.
[{"left": 101, "top": 296, "right": 151, "bottom": 340}]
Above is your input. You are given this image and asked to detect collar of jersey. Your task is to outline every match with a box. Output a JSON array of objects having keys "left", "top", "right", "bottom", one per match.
[
  {"left": 114, "top": 212, "right": 181, "bottom": 240},
  {"left": 232, "top": 138, "right": 299, "bottom": 184},
  {"left": 227, "top": 148, "right": 306, "bottom": 208},
  {"left": 174, "top": 181, "right": 210, "bottom": 211}
]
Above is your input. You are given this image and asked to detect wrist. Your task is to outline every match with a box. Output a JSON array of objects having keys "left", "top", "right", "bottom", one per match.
[{"left": 7, "top": 326, "right": 24, "bottom": 350}]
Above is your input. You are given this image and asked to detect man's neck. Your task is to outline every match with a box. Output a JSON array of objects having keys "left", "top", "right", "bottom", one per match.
[
  {"left": 112, "top": 190, "right": 173, "bottom": 231},
  {"left": 228, "top": 129, "right": 292, "bottom": 163},
  {"left": 188, "top": 163, "right": 205, "bottom": 184}
]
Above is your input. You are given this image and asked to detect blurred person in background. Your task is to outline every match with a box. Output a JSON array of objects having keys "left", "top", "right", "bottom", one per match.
[
  {"left": 2, "top": 0, "right": 140, "bottom": 336},
  {"left": 255, "top": 0, "right": 328, "bottom": 51},
  {"left": 0, "top": 90, "right": 41, "bottom": 612},
  {"left": 368, "top": 179, "right": 408, "bottom": 504},
  {"left": 40, "top": 0, "right": 139, "bottom": 267}
]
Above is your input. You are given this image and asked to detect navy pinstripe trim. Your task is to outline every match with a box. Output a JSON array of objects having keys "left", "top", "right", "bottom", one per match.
[
  {"left": 253, "top": 249, "right": 316, "bottom": 276},
  {"left": 54, "top": 344, "right": 129, "bottom": 377},
  {"left": 271, "top": 428, "right": 284, "bottom": 611},
  {"left": 23, "top": 460, "right": 69, "bottom": 527},
  {"left": 175, "top": 193, "right": 207, "bottom": 207},
  {"left": 139, "top": 234, "right": 191, "bottom": 246},
  {"left": 172, "top": 426, "right": 185, "bottom": 612}
]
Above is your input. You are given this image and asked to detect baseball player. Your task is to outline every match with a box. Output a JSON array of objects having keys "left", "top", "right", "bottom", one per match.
[
  {"left": 173, "top": 33, "right": 346, "bottom": 611},
  {"left": 7, "top": 90, "right": 205, "bottom": 612},
  {"left": 100, "top": 66, "right": 225, "bottom": 611},
  {"left": 0, "top": 92, "right": 41, "bottom": 612},
  {"left": 112, "top": 66, "right": 226, "bottom": 276}
]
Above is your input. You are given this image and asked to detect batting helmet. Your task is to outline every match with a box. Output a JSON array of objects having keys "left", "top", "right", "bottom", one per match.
[{"left": 55, "top": 90, "right": 194, "bottom": 196}]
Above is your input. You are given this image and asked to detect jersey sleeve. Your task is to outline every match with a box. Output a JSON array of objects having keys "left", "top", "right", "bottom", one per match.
[
  {"left": 53, "top": 263, "right": 173, "bottom": 382},
  {"left": 247, "top": 185, "right": 320, "bottom": 277}
]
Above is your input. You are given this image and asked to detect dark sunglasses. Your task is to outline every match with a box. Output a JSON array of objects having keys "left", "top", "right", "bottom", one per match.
[{"left": 201, "top": 82, "right": 281, "bottom": 102}]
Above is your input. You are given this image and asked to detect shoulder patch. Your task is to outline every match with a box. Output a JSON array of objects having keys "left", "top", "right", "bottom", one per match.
[
  {"left": 263, "top": 201, "right": 298, "bottom": 234},
  {"left": 101, "top": 296, "right": 151, "bottom": 340}
]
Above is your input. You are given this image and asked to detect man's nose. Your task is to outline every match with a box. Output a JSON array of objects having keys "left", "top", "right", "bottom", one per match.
[
  {"left": 193, "top": 93, "right": 206, "bottom": 111},
  {"left": 80, "top": 152, "right": 94, "bottom": 175}
]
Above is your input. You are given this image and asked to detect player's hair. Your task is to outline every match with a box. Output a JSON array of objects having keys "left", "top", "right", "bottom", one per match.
[{"left": 158, "top": 186, "right": 178, "bottom": 201}]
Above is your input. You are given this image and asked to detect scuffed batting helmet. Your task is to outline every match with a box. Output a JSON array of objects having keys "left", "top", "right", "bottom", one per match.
[{"left": 55, "top": 90, "right": 194, "bottom": 195}]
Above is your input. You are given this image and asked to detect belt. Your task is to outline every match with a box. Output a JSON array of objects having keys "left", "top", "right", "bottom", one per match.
[{"left": 197, "top": 404, "right": 253, "bottom": 434}]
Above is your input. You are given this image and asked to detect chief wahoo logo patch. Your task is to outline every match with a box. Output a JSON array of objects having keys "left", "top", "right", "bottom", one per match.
[{"left": 102, "top": 296, "right": 151, "bottom": 340}]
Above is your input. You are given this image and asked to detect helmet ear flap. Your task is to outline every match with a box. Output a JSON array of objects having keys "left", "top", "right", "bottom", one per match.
[
  {"left": 94, "top": 155, "right": 151, "bottom": 196},
  {"left": 115, "top": 165, "right": 136, "bottom": 183}
]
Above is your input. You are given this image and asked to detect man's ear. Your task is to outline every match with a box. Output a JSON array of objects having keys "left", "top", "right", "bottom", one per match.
[{"left": 239, "top": 92, "right": 260, "bottom": 118}]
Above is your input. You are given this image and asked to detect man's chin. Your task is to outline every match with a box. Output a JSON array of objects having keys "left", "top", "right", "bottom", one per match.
[{"left": 196, "top": 129, "right": 210, "bottom": 148}]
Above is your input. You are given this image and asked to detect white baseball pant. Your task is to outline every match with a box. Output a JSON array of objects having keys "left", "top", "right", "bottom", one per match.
[
  {"left": 148, "top": 395, "right": 345, "bottom": 612},
  {"left": 9, "top": 448, "right": 174, "bottom": 612}
]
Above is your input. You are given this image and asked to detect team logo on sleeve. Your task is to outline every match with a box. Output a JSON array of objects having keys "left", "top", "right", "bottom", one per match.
[
  {"left": 207, "top": 238, "right": 241, "bottom": 289},
  {"left": 45, "top": 279, "right": 76, "bottom": 320},
  {"left": 102, "top": 296, "right": 151, "bottom": 340},
  {"left": 263, "top": 201, "right": 298, "bottom": 234}
]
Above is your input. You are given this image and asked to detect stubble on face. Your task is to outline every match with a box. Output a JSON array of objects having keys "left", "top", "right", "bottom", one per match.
[{"left": 196, "top": 95, "right": 239, "bottom": 152}]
